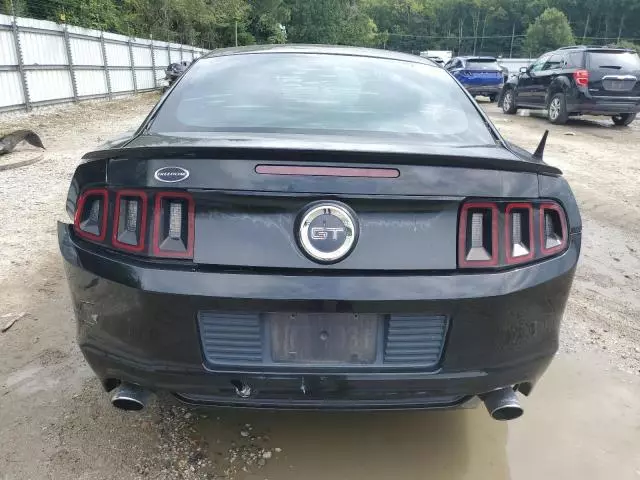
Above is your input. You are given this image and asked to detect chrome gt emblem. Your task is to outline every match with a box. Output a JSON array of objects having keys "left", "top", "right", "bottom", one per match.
[
  {"left": 298, "top": 202, "right": 358, "bottom": 263},
  {"left": 154, "top": 166, "right": 190, "bottom": 183}
]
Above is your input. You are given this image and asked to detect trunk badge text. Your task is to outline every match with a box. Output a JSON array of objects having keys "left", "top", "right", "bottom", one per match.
[
  {"left": 298, "top": 202, "right": 358, "bottom": 264},
  {"left": 154, "top": 166, "right": 190, "bottom": 183}
]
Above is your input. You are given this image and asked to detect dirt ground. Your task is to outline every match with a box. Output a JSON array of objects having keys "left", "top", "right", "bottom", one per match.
[{"left": 0, "top": 95, "right": 639, "bottom": 480}]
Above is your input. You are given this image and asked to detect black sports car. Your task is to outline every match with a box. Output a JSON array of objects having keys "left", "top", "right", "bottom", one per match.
[{"left": 59, "top": 45, "right": 581, "bottom": 421}]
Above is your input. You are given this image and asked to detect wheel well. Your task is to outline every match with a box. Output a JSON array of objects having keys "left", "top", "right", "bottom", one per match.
[{"left": 546, "top": 82, "right": 568, "bottom": 107}]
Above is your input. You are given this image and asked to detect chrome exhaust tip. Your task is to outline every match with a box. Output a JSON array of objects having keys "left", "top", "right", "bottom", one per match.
[
  {"left": 111, "top": 382, "right": 151, "bottom": 411},
  {"left": 481, "top": 387, "right": 523, "bottom": 421}
]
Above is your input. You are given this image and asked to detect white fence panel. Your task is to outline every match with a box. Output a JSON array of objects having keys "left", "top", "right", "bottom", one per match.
[
  {"left": 169, "top": 49, "right": 181, "bottom": 63},
  {"left": 0, "top": 30, "right": 17, "bottom": 65},
  {"left": 133, "top": 45, "right": 152, "bottom": 67},
  {"left": 27, "top": 70, "right": 73, "bottom": 102},
  {"left": 136, "top": 70, "right": 155, "bottom": 90},
  {"left": 109, "top": 69, "right": 134, "bottom": 93},
  {"left": 20, "top": 31, "right": 67, "bottom": 65},
  {"left": 154, "top": 47, "right": 170, "bottom": 68},
  {"left": 75, "top": 70, "right": 108, "bottom": 97},
  {"left": 0, "top": 14, "right": 207, "bottom": 112},
  {"left": 0, "top": 71, "right": 23, "bottom": 107},
  {"left": 71, "top": 38, "right": 104, "bottom": 66},
  {"left": 105, "top": 42, "right": 130, "bottom": 67}
]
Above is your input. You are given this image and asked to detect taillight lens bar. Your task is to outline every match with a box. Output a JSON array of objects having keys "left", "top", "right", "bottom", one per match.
[
  {"left": 72, "top": 188, "right": 195, "bottom": 260},
  {"left": 74, "top": 188, "right": 108, "bottom": 242},
  {"left": 152, "top": 192, "right": 195, "bottom": 258},
  {"left": 459, "top": 200, "right": 568, "bottom": 269},
  {"left": 540, "top": 203, "right": 568, "bottom": 256},
  {"left": 112, "top": 190, "right": 148, "bottom": 252},
  {"left": 458, "top": 202, "right": 499, "bottom": 268},
  {"left": 505, "top": 203, "right": 534, "bottom": 265},
  {"left": 573, "top": 69, "right": 589, "bottom": 87}
]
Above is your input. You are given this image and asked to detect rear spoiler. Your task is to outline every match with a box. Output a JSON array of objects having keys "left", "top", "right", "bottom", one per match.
[{"left": 82, "top": 143, "right": 563, "bottom": 176}]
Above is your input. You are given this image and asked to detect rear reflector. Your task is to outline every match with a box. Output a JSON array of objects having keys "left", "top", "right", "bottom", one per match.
[
  {"left": 540, "top": 203, "right": 567, "bottom": 255},
  {"left": 505, "top": 203, "right": 534, "bottom": 264},
  {"left": 74, "top": 188, "right": 108, "bottom": 242},
  {"left": 458, "top": 202, "right": 498, "bottom": 267},
  {"left": 573, "top": 69, "right": 589, "bottom": 87},
  {"left": 255, "top": 165, "right": 400, "bottom": 178},
  {"left": 112, "top": 190, "right": 148, "bottom": 252},
  {"left": 152, "top": 192, "right": 195, "bottom": 258}
]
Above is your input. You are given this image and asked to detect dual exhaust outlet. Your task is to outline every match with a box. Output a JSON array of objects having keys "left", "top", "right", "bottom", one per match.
[{"left": 110, "top": 381, "right": 523, "bottom": 421}]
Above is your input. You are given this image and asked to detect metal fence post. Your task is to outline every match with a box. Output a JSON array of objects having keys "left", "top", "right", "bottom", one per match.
[
  {"left": 179, "top": 45, "right": 183, "bottom": 62},
  {"left": 11, "top": 18, "right": 31, "bottom": 111},
  {"left": 100, "top": 32, "right": 112, "bottom": 100},
  {"left": 150, "top": 39, "right": 157, "bottom": 89},
  {"left": 128, "top": 38, "right": 137, "bottom": 94},
  {"left": 166, "top": 44, "right": 171, "bottom": 66},
  {"left": 63, "top": 25, "right": 79, "bottom": 102}
]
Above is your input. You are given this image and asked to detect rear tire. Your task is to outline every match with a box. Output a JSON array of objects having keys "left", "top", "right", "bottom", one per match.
[
  {"left": 548, "top": 93, "right": 569, "bottom": 125},
  {"left": 502, "top": 89, "right": 517, "bottom": 114},
  {"left": 489, "top": 94, "right": 497, "bottom": 103},
  {"left": 612, "top": 113, "right": 636, "bottom": 126}
]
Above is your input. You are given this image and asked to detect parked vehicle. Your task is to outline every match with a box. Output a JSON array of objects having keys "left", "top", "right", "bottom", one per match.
[
  {"left": 499, "top": 46, "right": 640, "bottom": 126},
  {"left": 445, "top": 56, "right": 505, "bottom": 101},
  {"left": 59, "top": 45, "right": 580, "bottom": 420},
  {"left": 163, "top": 61, "right": 190, "bottom": 91},
  {"left": 426, "top": 56, "right": 445, "bottom": 67}
]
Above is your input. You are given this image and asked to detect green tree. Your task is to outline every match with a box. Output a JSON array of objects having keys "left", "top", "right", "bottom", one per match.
[{"left": 524, "top": 7, "right": 575, "bottom": 55}]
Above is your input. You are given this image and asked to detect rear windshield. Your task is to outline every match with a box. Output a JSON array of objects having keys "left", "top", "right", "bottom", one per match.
[
  {"left": 150, "top": 53, "right": 495, "bottom": 146},
  {"left": 466, "top": 59, "right": 500, "bottom": 70},
  {"left": 587, "top": 51, "right": 640, "bottom": 71}
]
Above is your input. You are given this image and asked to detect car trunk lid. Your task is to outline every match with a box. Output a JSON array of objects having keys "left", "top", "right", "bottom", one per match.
[{"left": 95, "top": 135, "right": 548, "bottom": 272}]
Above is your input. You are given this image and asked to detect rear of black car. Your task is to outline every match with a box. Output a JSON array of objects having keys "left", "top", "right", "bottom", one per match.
[
  {"left": 59, "top": 48, "right": 581, "bottom": 415},
  {"left": 568, "top": 48, "right": 640, "bottom": 121}
]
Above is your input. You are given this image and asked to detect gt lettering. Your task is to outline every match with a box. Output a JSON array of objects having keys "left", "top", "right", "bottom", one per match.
[{"left": 311, "top": 227, "right": 344, "bottom": 240}]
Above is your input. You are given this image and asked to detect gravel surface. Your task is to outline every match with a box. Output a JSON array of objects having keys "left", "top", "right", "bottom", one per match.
[{"left": 0, "top": 95, "right": 638, "bottom": 479}]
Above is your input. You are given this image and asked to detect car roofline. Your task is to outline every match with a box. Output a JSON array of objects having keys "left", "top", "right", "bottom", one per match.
[{"left": 200, "top": 44, "right": 438, "bottom": 66}]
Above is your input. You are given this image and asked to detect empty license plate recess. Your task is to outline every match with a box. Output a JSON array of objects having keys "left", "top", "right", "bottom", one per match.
[{"left": 268, "top": 313, "right": 380, "bottom": 364}]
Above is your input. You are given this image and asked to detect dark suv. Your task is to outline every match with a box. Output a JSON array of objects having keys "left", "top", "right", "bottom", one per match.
[{"left": 499, "top": 46, "right": 640, "bottom": 126}]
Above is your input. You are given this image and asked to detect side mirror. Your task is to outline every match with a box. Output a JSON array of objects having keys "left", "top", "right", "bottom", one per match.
[{"left": 519, "top": 66, "right": 528, "bottom": 74}]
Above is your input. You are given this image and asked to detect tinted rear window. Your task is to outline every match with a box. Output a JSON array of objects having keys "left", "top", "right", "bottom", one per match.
[
  {"left": 150, "top": 53, "right": 495, "bottom": 146},
  {"left": 466, "top": 59, "right": 500, "bottom": 70},
  {"left": 587, "top": 51, "right": 640, "bottom": 71}
]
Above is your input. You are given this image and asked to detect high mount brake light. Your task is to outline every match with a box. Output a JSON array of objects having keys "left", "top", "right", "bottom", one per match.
[
  {"left": 73, "top": 188, "right": 195, "bottom": 260},
  {"left": 459, "top": 200, "right": 568, "bottom": 269}
]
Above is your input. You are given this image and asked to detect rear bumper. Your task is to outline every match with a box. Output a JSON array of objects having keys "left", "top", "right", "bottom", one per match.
[
  {"left": 465, "top": 85, "right": 503, "bottom": 96},
  {"left": 567, "top": 95, "right": 640, "bottom": 115},
  {"left": 59, "top": 223, "right": 580, "bottom": 409}
]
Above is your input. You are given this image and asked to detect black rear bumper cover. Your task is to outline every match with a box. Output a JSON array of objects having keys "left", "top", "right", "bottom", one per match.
[{"left": 59, "top": 223, "right": 579, "bottom": 410}]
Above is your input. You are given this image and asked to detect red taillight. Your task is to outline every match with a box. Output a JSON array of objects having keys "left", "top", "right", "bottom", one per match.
[
  {"left": 112, "top": 190, "right": 148, "bottom": 253},
  {"left": 152, "top": 192, "right": 195, "bottom": 258},
  {"left": 505, "top": 203, "right": 534, "bottom": 265},
  {"left": 459, "top": 200, "right": 568, "bottom": 269},
  {"left": 74, "top": 188, "right": 108, "bottom": 242},
  {"left": 458, "top": 202, "right": 499, "bottom": 268},
  {"left": 540, "top": 203, "right": 567, "bottom": 256},
  {"left": 573, "top": 69, "right": 589, "bottom": 87}
]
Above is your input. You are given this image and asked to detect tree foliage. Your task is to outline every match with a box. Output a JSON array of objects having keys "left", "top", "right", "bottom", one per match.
[
  {"left": 524, "top": 8, "right": 575, "bottom": 56},
  {"left": 1, "top": 0, "right": 640, "bottom": 56}
]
